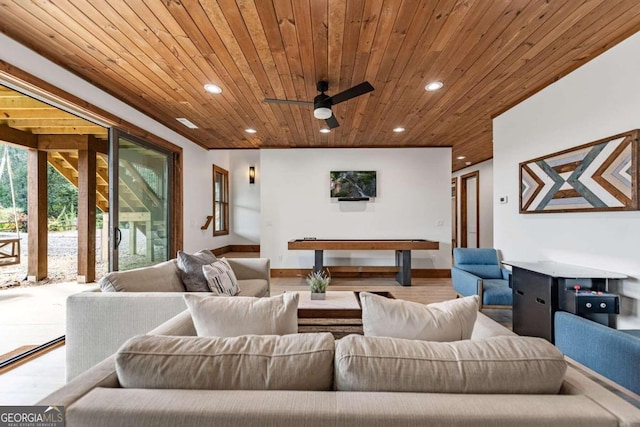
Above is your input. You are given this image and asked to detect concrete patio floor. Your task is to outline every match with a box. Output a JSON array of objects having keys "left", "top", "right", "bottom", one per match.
[{"left": 0, "top": 281, "right": 93, "bottom": 359}]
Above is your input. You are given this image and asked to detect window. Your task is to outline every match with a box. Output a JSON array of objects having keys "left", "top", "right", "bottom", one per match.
[{"left": 213, "top": 165, "right": 229, "bottom": 236}]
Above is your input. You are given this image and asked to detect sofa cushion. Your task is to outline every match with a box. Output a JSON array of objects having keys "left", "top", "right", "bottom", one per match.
[
  {"left": 184, "top": 292, "right": 299, "bottom": 337},
  {"left": 237, "top": 279, "right": 269, "bottom": 297},
  {"left": 482, "top": 279, "right": 512, "bottom": 306},
  {"left": 335, "top": 335, "right": 567, "bottom": 394},
  {"left": 360, "top": 293, "right": 478, "bottom": 341},
  {"left": 202, "top": 258, "right": 240, "bottom": 296},
  {"left": 99, "top": 260, "right": 184, "bottom": 292},
  {"left": 116, "top": 333, "right": 334, "bottom": 390},
  {"left": 60, "top": 389, "right": 623, "bottom": 427},
  {"left": 177, "top": 250, "right": 217, "bottom": 292}
]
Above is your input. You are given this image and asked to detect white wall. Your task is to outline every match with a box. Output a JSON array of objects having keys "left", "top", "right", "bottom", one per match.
[
  {"left": 260, "top": 148, "right": 451, "bottom": 270},
  {"left": 229, "top": 150, "right": 260, "bottom": 244},
  {"left": 494, "top": 32, "right": 640, "bottom": 328},
  {"left": 0, "top": 33, "right": 226, "bottom": 254},
  {"left": 452, "top": 159, "right": 494, "bottom": 248}
]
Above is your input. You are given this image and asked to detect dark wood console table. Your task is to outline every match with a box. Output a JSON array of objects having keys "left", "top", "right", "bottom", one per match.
[
  {"left": 288, "top": 239, "right": 439, "bottom": 286},
  {"left": 504, "top": 261, "right": 626, "bottom": 343}
]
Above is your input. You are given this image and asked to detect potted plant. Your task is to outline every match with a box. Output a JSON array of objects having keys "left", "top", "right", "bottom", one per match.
[{"left": 306, "top": 269, "right": 331, "bottom": 300}]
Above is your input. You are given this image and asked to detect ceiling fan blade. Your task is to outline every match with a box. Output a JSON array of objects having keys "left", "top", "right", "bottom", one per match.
[
  {"left": 328, "top": 81, "right": 374, "bottom": 105},
  {"left": 325, "top": 115, "right": 340, "bottom": 129},
  {"left": 263, "top": 98, "right": 313, "bottom": 106}
]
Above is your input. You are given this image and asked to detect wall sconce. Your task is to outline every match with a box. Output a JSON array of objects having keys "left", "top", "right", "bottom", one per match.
[{"left": 249, "top": 166, "right": 255, "bottom": 184}]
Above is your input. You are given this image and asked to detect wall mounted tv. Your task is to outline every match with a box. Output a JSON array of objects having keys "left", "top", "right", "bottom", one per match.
[{"left": 330, "top": 171, "right": 377, "bottom": 200}]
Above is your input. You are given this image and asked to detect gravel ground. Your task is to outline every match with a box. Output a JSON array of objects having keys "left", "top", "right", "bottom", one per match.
[{"left": 0, "top": 230, "right": 108, "bottom": 288}]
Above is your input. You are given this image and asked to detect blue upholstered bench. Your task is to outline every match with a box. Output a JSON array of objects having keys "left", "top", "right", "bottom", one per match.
[{"left": 555, "top": 311, "right": 640, "bottom": 395}]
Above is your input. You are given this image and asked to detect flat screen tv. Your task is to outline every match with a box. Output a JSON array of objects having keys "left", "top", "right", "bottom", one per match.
[{"left": 330, "top": 171, "right": 377, "bottom": 198}]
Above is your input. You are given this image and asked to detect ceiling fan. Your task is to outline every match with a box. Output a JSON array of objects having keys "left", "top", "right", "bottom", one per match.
[{"left": 263, "top": 81, "right": 374, "bottom": 129}]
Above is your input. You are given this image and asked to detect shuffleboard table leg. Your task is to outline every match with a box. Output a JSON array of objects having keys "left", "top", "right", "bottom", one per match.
[
  {"left": 314, "top": 250, "right": 324, "bottom": 274},
  {"left": 395, "top": 250, "right": 412, "bottom": 286}
]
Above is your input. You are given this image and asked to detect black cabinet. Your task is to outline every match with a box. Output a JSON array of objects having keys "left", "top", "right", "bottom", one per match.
[
  {"left": 512, "top": 267, "right": 557, "bottom": 342},
  {"left": 506, "top": 262, "right": 625, "bottom": 344}
]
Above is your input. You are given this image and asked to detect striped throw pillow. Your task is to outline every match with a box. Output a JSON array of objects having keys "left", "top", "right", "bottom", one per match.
[{"left": 202, "top": 258, "right": 240, "bottom": 296}]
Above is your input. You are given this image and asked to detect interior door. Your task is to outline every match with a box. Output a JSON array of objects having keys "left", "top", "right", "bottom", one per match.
[
  {"left": 109, "top": 131, "right": 172, "bottom": 271},
  {"left": 460, "top": 171, "right": 480, "bottom": 248}
]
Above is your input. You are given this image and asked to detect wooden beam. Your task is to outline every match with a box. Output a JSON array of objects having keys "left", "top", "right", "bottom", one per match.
[
  {"left": 38, "top": 134, "right": 87, "bottom": 151},
  {"left": 0, "top": 123, "right": 37, "bottom": 148},
  {"left": 28, "top": 127, "right": 108, "bottom": 136},
  {"left": 3, "top": 118, "right": 96, "bottom": 127},
  {"left": 28, "top": 126, "right": 106, "bottom": 133},
  {"left": 36, "top": 134, "right": 108, "bottom": 154},
  {"left": 0, "top": 97, "right": 53, "bottom": 109},
  {"left": 119, "top": 211, "right": 151, "bottom": 222},
  {"left": 77, "top": 146, "right": 96, "bottom": 283},
  {"left": 27, "top": 149, "right": 47, "bottom": 281},
  {"left": 0, "top": 109, "right": 85, "bottom": 120}
]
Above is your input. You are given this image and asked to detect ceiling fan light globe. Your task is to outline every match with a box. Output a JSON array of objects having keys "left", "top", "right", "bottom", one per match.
[{"left": 314, "top": 107, "right": 332, "bottom": 120}]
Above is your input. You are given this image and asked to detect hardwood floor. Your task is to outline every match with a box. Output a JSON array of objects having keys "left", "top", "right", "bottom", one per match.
[
  {"left": 272, "top": 276, "right": 513, "bottom": 327},
  {"left": 272, "top": 276, "right": 457, "bottom": 304},
  {"left": 0, "top": 274, "right": 512, "bottom": 405}
]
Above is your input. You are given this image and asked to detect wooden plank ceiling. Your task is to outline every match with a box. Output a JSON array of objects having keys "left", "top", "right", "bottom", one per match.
[
  {"left": 0, "top": 86, "right": 107, "bottom": 139},
  {"left": 0, "top": 1, "right": 639, "bottom": 170}
]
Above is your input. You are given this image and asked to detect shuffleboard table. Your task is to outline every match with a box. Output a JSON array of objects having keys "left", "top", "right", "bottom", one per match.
[{"left": 287, "top": 239, "right": 440, "bottom": 286}]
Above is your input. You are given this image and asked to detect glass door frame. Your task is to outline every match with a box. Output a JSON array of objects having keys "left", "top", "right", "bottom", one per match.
[{"left": 108, "top": 128, "right": 176, "bottom": 271}]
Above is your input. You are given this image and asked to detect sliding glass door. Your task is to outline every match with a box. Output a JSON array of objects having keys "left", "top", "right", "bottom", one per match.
[{"left": 109, "top": 131, "right": 172, "bottom": 271}]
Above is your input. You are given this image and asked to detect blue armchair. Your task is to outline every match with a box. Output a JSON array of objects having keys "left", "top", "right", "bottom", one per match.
[{"left": 451, "top": 248, "right": 512, "bottom": 310}]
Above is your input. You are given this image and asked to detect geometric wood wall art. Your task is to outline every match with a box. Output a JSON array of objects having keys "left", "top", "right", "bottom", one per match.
[{"left": 520, "top": 130, "right": 639, "bottom": 213}]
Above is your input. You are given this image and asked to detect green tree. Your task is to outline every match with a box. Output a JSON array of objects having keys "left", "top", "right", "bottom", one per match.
[
  {"left": 0, "top": 145, "right": 27, "bottom": 213},
  {"left": 0, "top": 145, "right": 79, "bottom": 218}
]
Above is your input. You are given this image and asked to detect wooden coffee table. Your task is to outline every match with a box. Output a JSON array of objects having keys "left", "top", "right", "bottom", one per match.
[{"left": 296, "top": 290, "right": 395, "bottom": 338}]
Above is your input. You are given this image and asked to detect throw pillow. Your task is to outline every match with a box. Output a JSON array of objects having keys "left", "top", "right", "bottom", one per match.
[
  {"left": 202, "top": 258, "right": 240, "bottom": 296},
  {"left": 334, "top": 335, "right": 567, "bottom": 394},
  {"left": 99, "top": 259, "right": 185, "bottom": 292},
  {"left": 183, "top": 292, "right": 299, "bottom": 337},
  {"left": 176, "top": 249, "right": 217, "bottom": 292},
  {"left": 360, "top": 293, "right": 478, "bottom": 341},
  {"left": 116, "top": 333, "right": 334, "bottom": 390}
]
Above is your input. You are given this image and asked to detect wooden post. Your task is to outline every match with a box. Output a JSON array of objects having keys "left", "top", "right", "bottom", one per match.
[
  {"left": 77, "top": 146, "right": 96, "bottom": 283},
  {"left": 129, "top": 221, "right": 136, "bottom": 255},
  {"left": 146, "top": 220, "right": 152, "bottom": 262},
  {"left": 101, "top": 213, "right": 109, "bottom": 262},
  {"left": 27, "top": 149, "right": 47, "bottom": 281}
]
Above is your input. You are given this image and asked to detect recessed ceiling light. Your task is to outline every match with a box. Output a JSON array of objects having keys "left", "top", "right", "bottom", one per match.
[
  {"left": 425, "top": 81, "right": 444, "bottom": 91},
  {"left": 204, "top": 83, "right": 222, "bottom": 94},
  {"left": 320, "top": 128, "right": 331, "bottom": 134},
  {"left": 245, "top": 128, "right": 257, "bottom": 134},
  {"left": 465, "top": 161, "right": 472, "bottom": 166},
  {"left": 176, "top": 118, "right": 198, "bottom": 129},
  {"left": 456, "top": 156, "right": 466, "bottom": 160},
  {"left": 393, "top": 127, "right": 405, "bottom": 133}
]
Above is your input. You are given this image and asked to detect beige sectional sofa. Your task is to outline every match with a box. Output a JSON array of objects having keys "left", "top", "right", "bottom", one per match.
[
  {"left": 46, "top": 308, "right": 640, "bottom": 427},
  {"left": 66, "top": 257, "right": 270, "bottom": 380}
]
